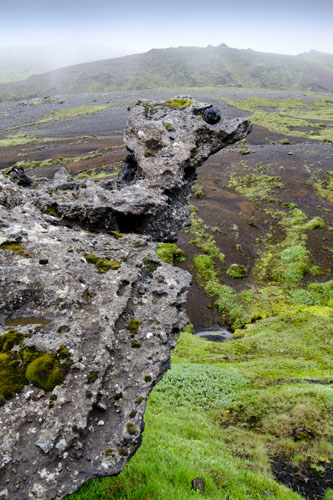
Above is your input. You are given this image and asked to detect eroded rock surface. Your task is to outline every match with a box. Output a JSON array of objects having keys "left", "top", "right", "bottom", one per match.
[{"left": 0, "top": 97, "right": 251, "bottom": 499}]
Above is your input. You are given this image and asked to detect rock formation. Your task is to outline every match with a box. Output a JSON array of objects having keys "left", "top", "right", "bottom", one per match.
[{"left": 0, "top": 97, "right": 251, "bottom": 499}]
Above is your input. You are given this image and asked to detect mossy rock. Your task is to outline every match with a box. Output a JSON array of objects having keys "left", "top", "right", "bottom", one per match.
[
  {"left": 86, "top": 253, "right": 121, "bottom": 273},
  {"left": 156, "top": 243, "right": 186, "bottom": 265},
  {"left": 0, "top": 329, "right": 71, "bottom": 404},
  {"left": 0, "top": 241, "right": 25, "bottom": 254},
  {"left": 166, "top": 98, "right": 194, "bottom": 110},
  {"left": 127, "top": 319, "right": 142, "bottom": 336},
  {"left": 227, "top": 264, "right": 248, "bottom": 278},
  {"left": 25, "top": 353, "right": 64, "bottom": 392}
]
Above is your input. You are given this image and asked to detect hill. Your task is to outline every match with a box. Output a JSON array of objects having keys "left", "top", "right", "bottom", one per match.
[{"left": 1, "top": 44, "right": 333, "bottom": 100}]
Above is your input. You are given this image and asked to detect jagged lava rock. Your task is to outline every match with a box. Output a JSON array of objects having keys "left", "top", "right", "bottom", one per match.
[
  {"left": 0, "top": 97, "right": 251, "bottom": 500},
  {"left": 35, "top": 97, "right": 252, "bottom": 241}
]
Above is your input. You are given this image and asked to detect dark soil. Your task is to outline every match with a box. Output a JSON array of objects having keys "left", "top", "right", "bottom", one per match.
[{"left": 271, "top": 457, "right": 333, "bottom": 500}]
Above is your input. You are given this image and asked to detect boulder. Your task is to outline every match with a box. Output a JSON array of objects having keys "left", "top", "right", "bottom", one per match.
[{"left": 0, "top": 97, "right": 251, "bottom": 499}]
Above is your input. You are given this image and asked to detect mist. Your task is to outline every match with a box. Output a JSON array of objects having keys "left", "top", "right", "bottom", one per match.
[{"left": 1, "top": 0, "right": 332, "bottom": 83}]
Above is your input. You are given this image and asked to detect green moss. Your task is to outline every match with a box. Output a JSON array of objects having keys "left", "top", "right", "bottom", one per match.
[
  {"left": 135, "top": 396, "right": 144, "bottom": 404},
  {"left": 57, "top": 345, "right": 71, "bottom": 359},
  {"left": 105, "top": 449, "right": 114, "bottom": 456},
  {"left": 108, "top": 230, "right": 123, "bottom": 239},
  {"left": 166, "top": 98, "right": 194, "bottom": 109},
  {"left": 162, "top": 121, "right": 175, "bottom": 131},
  {"left": 38, "top": 105, "right": 111, "bottom": 124},
  {"left": 144, "top": 376, "right": 152, "bottom": 382},
  {"left": 86, "top": 253, "right": 121, "bottom": 273},
  {"left": 227, "top": 173, "right": 284, "bottom": 202},
  {"left": 191, "top": 182, "right": 205, "bottom": 198},
  {"left": 0, "top": 329, "right": 71, "bottom": 404},
  {"left": 156, "top": 243, "right": 186, "bottom": 265},
  {"left": 115, "top": 392, "right": 123, "bottom": 400},
  {"left": 188, "top": 212, "right": 225, "bottom": 263},
  {"left": 0, "top": 241, "right": 25, "bottom": 254},
  {"left": 25, "top": 353, "right": 64, "bottom": 392},
  {"left": 126, "top": 423, "right": 138, "bottom": 435},
  {"left": 43, "top": 204, "right": 60, "bottom": 217},
  {"left": 144, "top": 151, "right": 157, "bottom": 158},
  {"left": 0, "top": 329, "right": 25, "bottom": 352},
  {"left": 87, "top": 371, "right": 98, "bottom": 384},
  {"left": 225, "top": 96, "right": 333, "bottom": 141},
  {"left": 227, "top": 264, "right": 248, "bottom": 278},
  {"left": 142, "top": 258, "right": 160, "bottom": 273},
  {"left": 127, "top": 319, "right": 143, "bottom": 336},
  {"left": 255, "top": 209, "right": 324, "bottom": 284},
  {"left": 0, "top": 133, "right": 33, "bottom": 148},
  {"left": 131, "top": 340, "right": 142, "bottom": 348},
  {"left": 0, "top": 352, "right": 26, "bottom": 404}
]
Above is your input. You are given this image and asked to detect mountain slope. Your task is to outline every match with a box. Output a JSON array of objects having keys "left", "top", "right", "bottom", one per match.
[{"left": 1, "top": 44, "right": 333, "bottom": 100}]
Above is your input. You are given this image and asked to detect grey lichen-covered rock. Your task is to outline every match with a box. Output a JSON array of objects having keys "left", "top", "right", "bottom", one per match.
[{"left": 0, "top": 97, "right": 251, "bottom": 500}]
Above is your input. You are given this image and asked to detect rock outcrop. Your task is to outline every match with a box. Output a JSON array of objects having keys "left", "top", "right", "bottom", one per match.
[{"left": 0, "top": 97, "right": 251, "bottom": 499}]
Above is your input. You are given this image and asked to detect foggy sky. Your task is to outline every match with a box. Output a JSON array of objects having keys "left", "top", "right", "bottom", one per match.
[{"left": 1, "top": 0, "right": 332, "bottom": 69}]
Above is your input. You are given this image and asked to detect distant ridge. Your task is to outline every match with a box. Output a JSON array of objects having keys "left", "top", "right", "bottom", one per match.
[{"left": 1, "top": 44, "right": 333, "bottom": 100}]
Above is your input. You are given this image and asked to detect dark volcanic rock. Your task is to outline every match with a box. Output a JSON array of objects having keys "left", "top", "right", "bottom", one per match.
[
  {"left": 203, "top": 107, "right": 221, "bottom": 124},
  {"left": 0, "top": 97, "right": 251, "bottom": 500}
]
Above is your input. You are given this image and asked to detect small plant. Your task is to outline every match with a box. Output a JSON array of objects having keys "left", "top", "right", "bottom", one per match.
[
  {"left": 156, "top": 243, "right": 186, "bottom": 265},
  {"left": 227, "top": 264, "right": 248, "bottom": 278}
]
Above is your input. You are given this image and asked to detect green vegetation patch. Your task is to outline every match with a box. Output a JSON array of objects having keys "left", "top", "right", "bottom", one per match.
[
  {"left": 14, "top": 151, "right": 103, "bottom": 173},
  {"left": 153, "top": 362, "right": 247, "bottom": 409},
  {"left": 0, "top": 133, "right": 32, "bottom": 148},
  {"left": 38, "top": 105, "right": 111, "bottom": 124},
  {"left": 256, "top": 208, "right": 326, "bottom": 284},
  {"left": 127, "top": 319, "right": 143, "bottom": 337},
  {"left": 227, "top": 264, "right": 248, "bottom": 278},
  {"left": 225, "top": 96, "right": 333, "bottom": 141},
  {"left": 86, "top": 253, "right": 121, "bottom": 273},
  {"left": 227, "top": 173, "right": 284, "bottom": 202},
  {"left": 0, "top": 329, "right": 70, "bottom": 405},
  {"left": 156, "top": 243, "right": 186, "bottom": 265},
  {"left": 166, "top": 98, "right": 194, "bottom": 109},
  {"left": 187, "top": 211, "right": 225, "bottom": 263},
  {"left": 0, "top": 240, "right": 25, "bottom": 254}
]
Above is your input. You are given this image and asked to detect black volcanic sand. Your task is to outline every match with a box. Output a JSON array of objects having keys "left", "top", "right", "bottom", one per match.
[{"left": 1, "top": 89, "right": 332, "bottom": 499}]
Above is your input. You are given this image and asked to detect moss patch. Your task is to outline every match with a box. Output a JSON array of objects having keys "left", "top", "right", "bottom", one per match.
[
  {"left": 38, "top": 105, "right": 110, "bottom": 124},
  {"left": 86, "top": 253, "right": 121, "bottom": 273},
  {"left": 0, "top": 329, "right": 70, "bottom": 405},
  {"left": 156, "top": 243, "right": 186, "bottom": 265},
  {"left": 227, "top": 264, "right": 248, "bottom": 278},
  {"left": 25, "top": 353, "right": 64, "bottom": 392},
  {"left": 127, "top": 319, "right": 143, "bottom": 336},
  {"left": 166, "top": 98, "right": 194, "bottom": 109},
  {"left": 0, "top": 241, "right": 25, "bottom": 254},
  {"left": 224, "top": 96, "right": 333, "bottom": 141}
]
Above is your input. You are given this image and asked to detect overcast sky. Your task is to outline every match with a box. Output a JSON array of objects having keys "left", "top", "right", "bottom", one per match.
[{"left": 1, "top": 0, "right": 332, "bottom": 68}]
